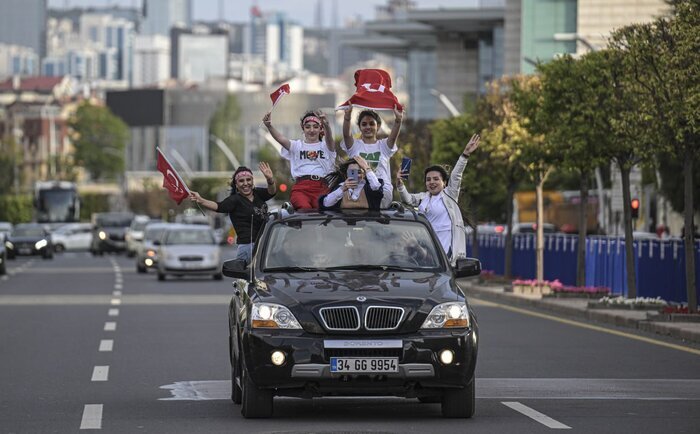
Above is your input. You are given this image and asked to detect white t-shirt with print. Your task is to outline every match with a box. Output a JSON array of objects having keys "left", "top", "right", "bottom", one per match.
[
  {"left": 280, "top": 139, "right": 337, "bottom": 179},
  {"left": 342, "top": 138, "right": 396, "bottom": 188}
]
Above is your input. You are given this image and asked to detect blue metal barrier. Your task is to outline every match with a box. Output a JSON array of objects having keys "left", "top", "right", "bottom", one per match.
[{"left": 466, "top": 233, "right": 700, "bottom": 303}]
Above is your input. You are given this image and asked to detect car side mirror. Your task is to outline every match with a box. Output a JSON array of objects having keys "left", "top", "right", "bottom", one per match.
[
  {"left": 454, "top": 257, "right": 481, "bottom": 278},
  {"left": 222, "top": 259, "right": 249, "bottom": 279}
]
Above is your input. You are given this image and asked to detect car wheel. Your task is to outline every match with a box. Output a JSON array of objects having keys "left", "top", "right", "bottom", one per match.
[
  {"left": 441, "top": 376, "right": 475, "bottom": 418},
  {"left": 230, "top": 341, "right": 242, "bottom": 404},
  {"left": 127, "top": 251, "right": 136, "bottom": 258},
  {"left": 43, "top": 251, "right": 53, "bottom": 260},
  {"left": 214, "top": 272, "right": 223, "bottom": 280},
  {"left": 157, "top": 271, "right": 166, "bottom": 281},
  {"left": 137, "top": 263, "right": 147, "bottom": 273},
  {"left": 54, "top": 244, "right": 65, "bottom": 253},
  {"left": 0, "top": 258, "right": 6, "bottom": 275},
  {"left": 241, "top": 361, "right": 272, "bottom": 418},
  {"left": 8, "top": 253, "right": 15, "bottom": 260}
]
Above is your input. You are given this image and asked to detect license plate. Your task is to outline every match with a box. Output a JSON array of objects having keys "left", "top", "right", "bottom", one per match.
[
  {"left": 330, "top": 357, "right": 398, "bottom": 373},
  {"left": 182, "top": 261, "right": 200, "bottom": 269},
  {"left": 19, "top": 248, "right": 32, "bottom": 255}
]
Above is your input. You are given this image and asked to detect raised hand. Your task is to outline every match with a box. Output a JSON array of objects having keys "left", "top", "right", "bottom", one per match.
[
  {"left": 343, "top": 106, "right": 353, "bottom": 120},
  {"left": 262, "top": 112, "right": 272, "bottom": 127},
  {"left": 463, "top": 133, "right": 480, "bottom": 156},
  {"left": 394, "top": 105, "right": 404, "bottom": 122},
  {"left": 354, "top": 155, "right": 370, "bottom": 171},
  {"left": 189, "top": 191, "right": 202, "bottom": 203},
  {"left": 258, "top": 161, "right": 273, "bottom": 181}
]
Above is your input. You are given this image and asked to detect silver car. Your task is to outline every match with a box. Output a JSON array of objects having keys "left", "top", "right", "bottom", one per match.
[
  {"left": 136, "top": 222, "right": 174, "bottom": 273},
  {"left": 156, "top": 225, "right": 222, "bottom": 281}
]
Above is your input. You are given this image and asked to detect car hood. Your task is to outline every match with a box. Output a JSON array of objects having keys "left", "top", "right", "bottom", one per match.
[
  {"left": 100, "top": 227, "right": 127, "bottom": 235},
  {"left": 8, "top": 235, "right": 47, "bottom": 243},
  {"left": 253, "top": 270, "right": 465, "bottom": 333},
  {"left": 161, "top": 244, "right": 219, "bottom": 256}
]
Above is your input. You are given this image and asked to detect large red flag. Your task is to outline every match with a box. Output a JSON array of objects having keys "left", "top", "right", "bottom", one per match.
[
  {"left": 337, "top": 69, "right": 403, "bottom": 111},
  {"left": 270, "top": 83, "right": 290, "bottom": 108},
  {"left": 156, "top": 148, "right": 189, "bottom": 205}
]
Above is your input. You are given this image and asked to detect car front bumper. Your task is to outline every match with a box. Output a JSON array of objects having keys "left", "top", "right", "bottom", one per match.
[{"left": 240, "top": 328, "right": 478, "bottom": 398}]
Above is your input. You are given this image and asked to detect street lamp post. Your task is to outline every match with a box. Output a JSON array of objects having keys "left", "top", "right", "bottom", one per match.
[{"left": 429, "top": 88, "right": 461, "bottom": 118}]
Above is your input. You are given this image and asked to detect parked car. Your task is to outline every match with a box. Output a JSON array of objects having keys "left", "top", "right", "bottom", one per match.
[
  {"left": 135, "top": 222, "right": 173, "bottom": 273},
  {"left": 126, "top": 215, "right": 151, "bottom": 257},
  {"left": 509, "top": 222, "right": 557, "bottom": 234},
  {"left": 5, "top": 223, "right": 53, "bottom": 259},
  {"left": 51, "top": 223, "right": 93, "bottom": 252},
  {"left": 223, "top": 209, "right": 481, "bottom": 418},
  {"left": 0, "top": 233, "right": 6, "bottom": 275},
  {"left": 156, "top": 225, "right": 222, "bottom": 281},
  {"left": 90, "top": 212, "right": 134, "bottom": 255}
]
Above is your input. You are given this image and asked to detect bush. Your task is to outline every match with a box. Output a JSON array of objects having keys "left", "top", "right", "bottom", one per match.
[
  {"left": 79, "top": 193, "right": 111, "bottom": 221},
  {"left": 0, "top": 194, "right": 33, "bottom": 223}
]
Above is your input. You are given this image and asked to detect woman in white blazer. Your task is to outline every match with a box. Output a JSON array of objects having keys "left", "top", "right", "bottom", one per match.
[{"left": 396, "top": 134, "right": 480, "bottom": 265}]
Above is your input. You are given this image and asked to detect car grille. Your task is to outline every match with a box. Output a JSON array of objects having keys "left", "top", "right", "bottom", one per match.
[
  {"left": 319, "top": 306, "right": 360, "bottom": 330},
  {"left": 365, "top": 306, "right": 405, "bottom": 330},
  {"left": 179, "top": 255, "right": 204, "bottom": 261},
  {"left": 109, "top": 233, "right": 124, "bottom": 241}
]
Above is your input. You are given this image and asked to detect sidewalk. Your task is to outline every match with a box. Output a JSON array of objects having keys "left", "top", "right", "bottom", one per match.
[{"left": 457, "top": 278, "right": 700, "bottom": 345}]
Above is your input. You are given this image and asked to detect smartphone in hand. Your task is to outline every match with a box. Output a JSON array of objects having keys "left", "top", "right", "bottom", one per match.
[
  {"left": 348, "top": 168, "right": 359, "bottom": 182},
  {"left": 400, "top": 157, "right": 412, "bottom": 179}
]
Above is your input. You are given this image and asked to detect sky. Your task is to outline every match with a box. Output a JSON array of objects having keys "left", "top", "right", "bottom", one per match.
[{"left": 48, "top": 0, "right": 482, "bottom": 27}]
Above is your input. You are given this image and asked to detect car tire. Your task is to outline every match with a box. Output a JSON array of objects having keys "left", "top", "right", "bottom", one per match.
[
  {"left": 230, "top": 344, "right": 242, "bottom": 405},
  {"left": 241, "top": 362, "right": 272, "bottom": 418},
  {"left": 157, "top": 271, "right": 165, "bottom": 281},
  {"left": 137, "top": 263, "right": 147, "bottom": 273},
  {"left": 127, "top": 251, "right": 136, "bottom": 258},
  {"left": 54, "top": 244, "right": 64, "bottom": 253},
  {"left": 213, "top": 272, "right": 223, "bottom": 280},
  {"left": 441, "top": 376, "right": 475, "bottom": 418},
  {"left": 43, "top": 251, "right": 53, "bottom": 260},
  {"left": 0, "top": 258, "right": 6, "bottom": 275}
]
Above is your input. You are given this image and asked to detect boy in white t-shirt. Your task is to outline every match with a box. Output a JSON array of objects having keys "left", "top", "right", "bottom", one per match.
[
  {"left": 263, "top": 109, "right": 337, "bottom": 209},
  {"left": 341, "top": 107, "right": 403, "bottom": 208}
]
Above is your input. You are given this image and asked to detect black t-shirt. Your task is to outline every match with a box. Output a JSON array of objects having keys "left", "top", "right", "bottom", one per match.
[{"left": 217, "top": 187, "right": 275, "bottom": 244}]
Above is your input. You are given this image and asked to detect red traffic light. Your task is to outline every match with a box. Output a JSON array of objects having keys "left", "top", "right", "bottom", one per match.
[{"left": 631, "top": 198, "right": 640, "bottom": 210}]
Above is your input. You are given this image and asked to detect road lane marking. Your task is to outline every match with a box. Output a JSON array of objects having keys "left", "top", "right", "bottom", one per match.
[
  {"left": 0, "top": 294, "right": 231, "bottom": 305},
  {"left": 104, "top": 322, "right": 116, "bottom": 331},
  {"left": 158, "top": 378, "right": 700, "bottom": 401},
  {"left": 110, "top": 299, "right": 121, "bottom": 305},
  {"left": 114, "top": 284, "right": 122, "bottom": 290},
  {"left": 502, "top": 401, "right": 571, "bottom": 429},
  {"left": 112, "top": 291, "right": 122, "bottom": 297},
  {"left": 108, "top": 308, "right": 119, "bottom": 316},
  {"left": 99, "top": 340, "right": 113, "bottom": 352},
  {"left": 80, "top": 404, "right": 103, "bottom": 429},
  {"left": 91, "top": 366, "right": 109, "bottom": 381},
  {"left": 1, "top": 275, "right": 7, "bottom": 281},
  {"left": 478, "top": 300, "right": 700, "bottom": 356}
]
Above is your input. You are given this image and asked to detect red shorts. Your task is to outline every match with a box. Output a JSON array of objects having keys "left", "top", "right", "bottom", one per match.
[{"left": 291, "top": 179, "right": 328, "bottom": 210}]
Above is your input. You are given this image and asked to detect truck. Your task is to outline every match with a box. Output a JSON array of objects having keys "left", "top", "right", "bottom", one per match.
[{"left": 34, "top": 181, "right": 80, "bottom": 224}]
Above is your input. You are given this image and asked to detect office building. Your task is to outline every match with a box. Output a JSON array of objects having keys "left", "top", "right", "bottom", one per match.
[{"left": 142, "top": 0, "right": 192, "bottom": 36}]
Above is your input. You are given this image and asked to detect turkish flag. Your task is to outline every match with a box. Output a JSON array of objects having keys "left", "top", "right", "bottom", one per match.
[
  {"left": 270, "top": 83, "right": 290, "bottom": 108},
  {"left": 337, "top": 69, "right": 403, "bottom": 111},
  {"left": 156, "top": 148, "right": 189, "bottom": 205}
]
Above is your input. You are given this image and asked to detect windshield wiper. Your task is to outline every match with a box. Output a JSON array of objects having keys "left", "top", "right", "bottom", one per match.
[
  {"left": 322, "top": 264, "right": 416, "bottom": 272},
  {"left": 264, "top": 266, "right": 317, "bottom": 272}
]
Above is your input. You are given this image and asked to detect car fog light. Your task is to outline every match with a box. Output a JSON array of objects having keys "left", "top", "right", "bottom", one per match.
[
  {"left": 271, "top": 350, "right": 286, "bottom": 366},
  {"left": 144, "top": 258, "right": 153, "bottom": 267},
  {"left": 439, "top": 349, "right": 454, "bottom": 365}
]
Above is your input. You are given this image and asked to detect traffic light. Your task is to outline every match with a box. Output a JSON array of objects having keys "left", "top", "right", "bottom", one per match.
[{"left": 630, "top": 198, "right": 640, "bottom": 219}]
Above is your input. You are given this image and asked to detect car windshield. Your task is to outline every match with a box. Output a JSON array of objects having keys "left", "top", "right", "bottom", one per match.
[
  {"left": 145, "top": 227, "right": 168, "bottom": 241},
  {"left": 262, "top": 218, "right": 443, "bottom": 271},
  {"left": 130, "top": 221, "right": 149, "bottom": 231},
  {"left": 97, "top": 216, "right": 132, "bottom": 227},
  {"left": 12, "top": 227, "right": 45, "bottom": 237},
  {"left": 165, "top": 229, "right": 215, "bottom": 245}
]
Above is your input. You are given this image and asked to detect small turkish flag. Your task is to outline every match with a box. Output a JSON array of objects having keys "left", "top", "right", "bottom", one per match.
[
  {"left": 337, "top": 69, "right": 403, "bottom": 111},
  {"left": 270, "top": 83, "right": 290, "bottom": 108},
  {"left": 156, "top": 148, "right": 189, "bottom": 205}
]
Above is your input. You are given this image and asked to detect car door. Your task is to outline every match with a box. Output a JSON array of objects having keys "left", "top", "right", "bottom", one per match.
[{"left": 74, "top": 226, "right": 93, "bottom": 250}]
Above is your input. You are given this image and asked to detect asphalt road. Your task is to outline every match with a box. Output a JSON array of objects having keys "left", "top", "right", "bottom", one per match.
[{"left": 1, "top": 251, "right": 699, "bottom": 433}]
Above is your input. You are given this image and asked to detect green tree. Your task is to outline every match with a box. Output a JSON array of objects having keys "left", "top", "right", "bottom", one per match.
[
  {"left": 0, "top": 135, "right": 21, "bottom": 194},
  {"left": 511, "top": 75, "right": 559, "bottom": 283},
  {"left": 69, "top": 102, "right": 129, "bottom": 181},
  {"left": 610, "top": 0, "right": 700, "bottom": 310},
  {"left": 537, "top": 54, "right": 610, "bottom": 286},
  {"left": 209, "top": 94, "right": 243, "bottom": 172}
]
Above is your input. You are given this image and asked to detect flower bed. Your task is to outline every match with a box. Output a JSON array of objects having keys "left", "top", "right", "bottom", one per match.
[
  {"left": 545, "top": 284, "right": 611, "bottom": 299},
  {"left": 588, "top": 296, "right": 668, "bottom": 310},
  {"left": 510, "top": 279, "right": 558, "bottom": 295}
]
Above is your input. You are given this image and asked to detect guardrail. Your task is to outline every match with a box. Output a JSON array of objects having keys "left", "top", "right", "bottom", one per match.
[{"left": 466, "top": 234, "right": 700, "bottom": 303}]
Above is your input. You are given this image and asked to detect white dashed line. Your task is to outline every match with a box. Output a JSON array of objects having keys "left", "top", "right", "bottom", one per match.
[
  {"left": 91, "top": 366, "right": 109, "bottom": 382},
  {"left": 1, "top": 275, "right": 8, "bottom": 281},
  {"left": 80, "top": 404, "right": 103, "bottom": 429},
  {"left": 112, "top": 290, "right": 122, "bottom": 297},
  {"left": 110, "top": 299, "right": 121, "bottom": 305},
  {"left": 114, "top": 284, "right": 122, "bottom": 290},
  {"left": 99, "top": 340, "right": 113, "bottom": 352},
  {"left": 108, "top": 308, "right": 119, "bottom": 316},
  {"left": 104, "top": 322, "right": 116, "bottom": 331},
  {"left": 502, "top": 401, "right": 571, "bottom": 429}
]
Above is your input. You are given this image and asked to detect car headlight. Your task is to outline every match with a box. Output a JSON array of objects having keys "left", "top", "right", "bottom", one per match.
[
  {"left": 35, "top": 239, "right": 48, "bottom": 250},
  {"left": 251, "top": 303, "right": 302, "bottom": 329},
  {"left": 98, "top": 231, "right": 107, "bottom": 240},
  {"left": 5, "top": 241, "right": 13, "bottom": 249},
  {"left": 421, "top": 302, "right": 470, "bottom": 329}
]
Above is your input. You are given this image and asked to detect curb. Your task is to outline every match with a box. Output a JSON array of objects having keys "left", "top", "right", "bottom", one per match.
[{"left": 458, "top": 280, "right": 700, "bottom": 345}]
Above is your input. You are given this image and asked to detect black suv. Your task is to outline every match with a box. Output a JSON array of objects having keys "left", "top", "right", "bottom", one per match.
[
  {"left": 223, "top": 208, "right": 481, "bottom": 418},
  {"left": 90, "top": 212, "right": 134, "bottom": 255}
]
